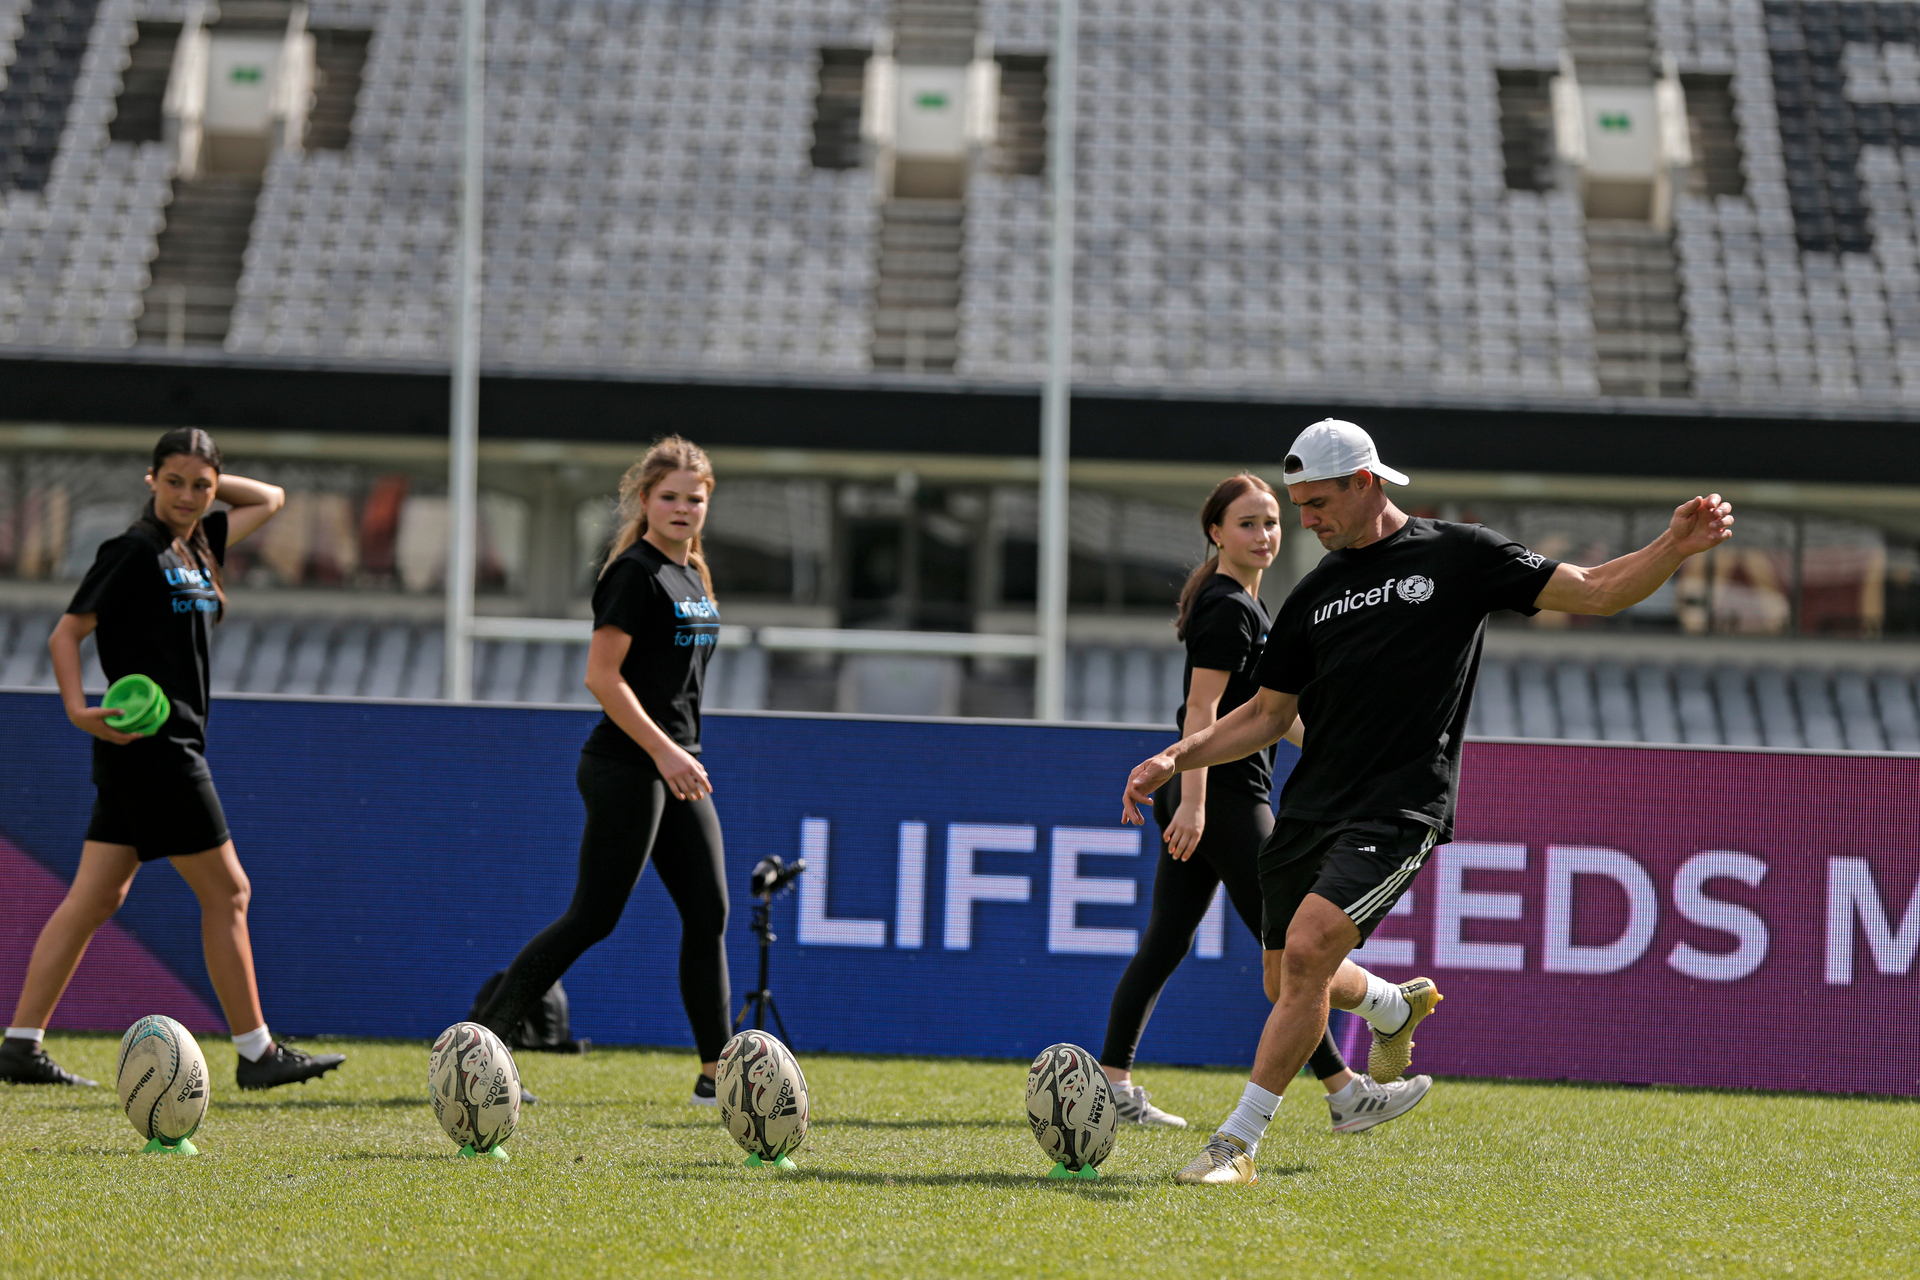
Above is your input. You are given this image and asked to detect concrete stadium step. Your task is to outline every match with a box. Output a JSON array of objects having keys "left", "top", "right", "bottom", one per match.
[
  {"left": 1565, "top": 0, "right": 1657, "bottom": 83},
  {"left": 894, "top": 0, "right": 979, "bottom": 64},
  {"left": 873, "top": 197, "right": 966, "bottom": 373},
  {"left": 306, "top": 28, "right": 371, "bottom": 151},
  {"left": 137, "top": 177, "right": 262, "bottom": 348},
  {"left": 1585, "top": 213, "right": 1689, "bottom": 399}
]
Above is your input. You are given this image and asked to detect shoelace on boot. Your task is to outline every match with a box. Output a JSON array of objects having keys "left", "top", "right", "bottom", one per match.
[{"left": 1202, "top": 1135, "right": 1242, "bottom": 1167}]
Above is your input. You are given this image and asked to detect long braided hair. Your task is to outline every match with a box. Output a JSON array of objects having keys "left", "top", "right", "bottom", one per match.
[{"left": 133, "top": 427, "right": 227, "bottom": 622}]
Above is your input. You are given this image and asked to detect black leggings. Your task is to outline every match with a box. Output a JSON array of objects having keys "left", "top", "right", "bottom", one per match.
[
  {"left": 1100, "top": 777, "right": 1348, "bottom": 1080},
  {"left": 477, "top": 751, "right": 731, "bottom": 1062}
]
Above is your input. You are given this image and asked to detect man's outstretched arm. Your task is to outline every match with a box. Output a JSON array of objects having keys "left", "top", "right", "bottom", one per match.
[
  {"left": 1534, "top": 493, "right": 1734, "bottom": 617},
  {"left": 1122, "top": 687, "right": 1299, "bottom": 824}
]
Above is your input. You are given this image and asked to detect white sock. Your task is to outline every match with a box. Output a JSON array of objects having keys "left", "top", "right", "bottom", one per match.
[
  {"left": 1326, "top": 1077, "right": 1357, "bottom": 1103},
  {"left": 1216, "top": 1080, "right": 1282, "bottom": 1155},
  {"left": 233, "top": 1025, "right": 272, "bottom": 1062},
  {"left": 1353, "top": 971, "right": 1411, "bottom": 1035},
  {"left": 5, "top": 1027, "right": 45, "bottom": 1043}
]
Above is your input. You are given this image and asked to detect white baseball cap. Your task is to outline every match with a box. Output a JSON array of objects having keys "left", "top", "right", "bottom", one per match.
[{"left": 1282, "top": 419, "right": 1409, "bottom": 487}]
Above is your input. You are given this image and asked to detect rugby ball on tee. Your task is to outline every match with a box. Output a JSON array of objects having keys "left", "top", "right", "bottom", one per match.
[
  {"left": 116, "top": 1014, "right": 210, "bottom": 1145},
  {"left": 716, "top": 1029, "right": 810, "bottom": 1161},
  {"left": 1025, "top": 1042, "right": 1118, "bottom": 1171},
  {"left": 428, "top": 1022, "right": 521, "bottom": 1153}
]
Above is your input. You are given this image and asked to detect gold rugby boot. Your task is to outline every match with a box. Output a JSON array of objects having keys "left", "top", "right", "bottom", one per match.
[
  {"left": 1368, "top": 976, "right": 1443, "bottom": 1083},
  {"left": 1173, "top": 1132, "right": 1257, "bottom": 1185}
]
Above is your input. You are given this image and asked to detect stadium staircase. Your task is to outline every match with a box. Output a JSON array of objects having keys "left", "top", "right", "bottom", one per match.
[
  {"left": 105, "top": 21, "right": 178, "bottom": 147},
  {"left": 868, "top": 0, "right": 979, "bottom": 372},
  {"left": 873, "top": 198, "right": 964, "bottom": 373},
  {"left": 893, "top": 0, "right": 978, "bottom": 65},
  {"left": 135, "top": 176, "right": 261, "bottom": 349},
  {"left": 1586, "top": 221, "right": 1691, "bottom": 397},
  {"left": 305, "top": 28, "right": 371, "bottom": 151},
  {"left": 1566, "top": 0, "right": 1692, "bottom": 399},
  {"left": 988, "top": 53, "right": 1047, "bottom": 177}
]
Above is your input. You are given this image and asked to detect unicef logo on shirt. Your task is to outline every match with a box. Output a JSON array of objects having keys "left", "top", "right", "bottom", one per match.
[{"left": 1397, "top": 575, "right": 1436, "bottom": 604}]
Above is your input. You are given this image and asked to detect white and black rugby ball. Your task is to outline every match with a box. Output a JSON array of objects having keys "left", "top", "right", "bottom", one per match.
[
  {"left": 116, "top": 1014, "right": 210, "bottom": 1145},
  {"left": 1025, "top": 1042, "right": 1117, "bottom": 1171},
  {"left": 428, "top": 1022, "right": 521, "bottom": 1154},
  {"left": 716, "top": 1029, "right": 810, "bottom": 1161}
]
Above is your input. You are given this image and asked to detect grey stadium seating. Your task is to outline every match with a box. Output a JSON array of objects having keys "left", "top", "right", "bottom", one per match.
[{"left": 0, "top": 0, "right": 1916, "bottom": 405}]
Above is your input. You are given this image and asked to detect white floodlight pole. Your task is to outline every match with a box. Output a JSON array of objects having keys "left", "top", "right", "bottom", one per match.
[
  {"left": 445, "top": 0, "right": 485, "bottom": 701},
  {"left": 1036, "top": 0, "right": 1077, "bottom": 722}
]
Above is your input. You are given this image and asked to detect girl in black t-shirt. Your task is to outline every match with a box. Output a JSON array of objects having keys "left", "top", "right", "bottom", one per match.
[
  {"left": 1098, "top": 473, "right": 1371, "bottom": 1128},
  {"left": 0, "top": 429, "right": 346, "bottom": 1092},
  {"left": 475, "top": 435, "right": 731, "bottom": 1107}
]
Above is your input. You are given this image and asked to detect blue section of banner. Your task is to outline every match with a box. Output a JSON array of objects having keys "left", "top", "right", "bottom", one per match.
[{"left": 0, "top": 692, "right": 1298, "bottom": 1066}]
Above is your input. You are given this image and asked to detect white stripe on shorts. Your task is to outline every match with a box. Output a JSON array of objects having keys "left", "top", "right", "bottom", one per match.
[{"left": 1343, "top": 826, "right": 1440, "bottom": 925}]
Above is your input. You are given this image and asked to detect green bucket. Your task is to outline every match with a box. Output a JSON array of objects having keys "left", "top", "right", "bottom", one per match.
[{"left": 104, "top": 674, "right": 171, "bottom": 736}]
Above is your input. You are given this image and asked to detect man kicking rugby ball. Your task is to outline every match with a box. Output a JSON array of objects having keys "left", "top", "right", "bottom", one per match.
[{"left": 1122, "top": 419, "right": 1735, "bottom": 1185}]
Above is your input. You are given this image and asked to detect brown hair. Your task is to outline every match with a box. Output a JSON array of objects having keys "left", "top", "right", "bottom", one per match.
[
  {"left": 136, "top": 427, "right": 227, "bottom": 622},
  {"left": 602, "top": 434, "right": 716, "bottom": 599},
  {"left": 1174, "top": 472, "right": 1277, "bottom": 640}
]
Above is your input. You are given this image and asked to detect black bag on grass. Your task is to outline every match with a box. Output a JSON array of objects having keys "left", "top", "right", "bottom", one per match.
[{"left": 469, "top": 972, "right": 591, "bottom": 1054}]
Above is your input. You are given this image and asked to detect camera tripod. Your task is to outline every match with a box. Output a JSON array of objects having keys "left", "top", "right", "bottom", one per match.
[
  {"left": 733, "top": 895, "right": 793, "bottom": 1043},
  {"left": 733, "top": 855, "right": 804, "bottom": 1043}
]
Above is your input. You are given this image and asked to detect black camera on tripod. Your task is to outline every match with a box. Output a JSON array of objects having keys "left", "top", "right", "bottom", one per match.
[
  {"left": 749, "top": 855, "right": 807, "bottom": 900},
  {"left": 736, "top": 856, "right": 807, "bottom": 1042}
]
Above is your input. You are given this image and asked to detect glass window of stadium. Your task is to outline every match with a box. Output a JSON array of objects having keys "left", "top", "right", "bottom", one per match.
[{"left": 4, "top": 440, "right": 1918, "bottom": 645}]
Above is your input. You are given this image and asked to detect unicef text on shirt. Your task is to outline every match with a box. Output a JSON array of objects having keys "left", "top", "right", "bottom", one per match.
[
  {"left": 1312, "top": 575, "right": 1436, "bottom": 625},
  {"left": 673, "top": 599, "right": 718, "bottom": 619}
]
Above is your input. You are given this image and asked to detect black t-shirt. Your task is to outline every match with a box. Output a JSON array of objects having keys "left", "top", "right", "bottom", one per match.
[
  {"left": 1174, "top": 572, "right": 1276, "bottom": 801},
  {"left": 582, "top": 538, "right": 719, "bottom": 762},
  {"left": 67, "top": 511, "right": 229, "bottom": 781},
  {"left": 1256, "top": 517, "right": 1560, "bottom": 841}
]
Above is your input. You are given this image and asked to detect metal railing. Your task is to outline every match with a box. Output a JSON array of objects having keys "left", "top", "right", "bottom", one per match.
[{"left": 464, "top": 616, "right": 1042, "bottom": 658}]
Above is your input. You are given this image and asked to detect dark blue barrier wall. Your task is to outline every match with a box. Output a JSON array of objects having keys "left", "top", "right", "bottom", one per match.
[{"left": 0, "top": 692, "right": 1293, "bottom": 1065}]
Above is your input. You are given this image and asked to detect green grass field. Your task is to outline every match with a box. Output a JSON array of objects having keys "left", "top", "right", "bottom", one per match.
[{"left": 2, "top": 1035, "right": 1912, "bottom": 1278}]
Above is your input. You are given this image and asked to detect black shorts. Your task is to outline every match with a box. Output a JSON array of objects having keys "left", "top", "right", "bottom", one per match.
[
  {"left": 1257, "top": 816, "right": 1440, "bottom": 949},
  {"left": 87, "top": 771, "right": 231, "bottom": 862}
]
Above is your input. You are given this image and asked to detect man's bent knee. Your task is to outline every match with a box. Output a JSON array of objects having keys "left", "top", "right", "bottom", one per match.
[{"left": 1261, "top": 949, "right": 1285, "bottom": 1003}]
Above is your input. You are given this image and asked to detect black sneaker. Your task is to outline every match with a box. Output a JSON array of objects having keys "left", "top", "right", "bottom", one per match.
[
  {"left": 0, "top": 1037, "right": 98, "bottom": 1087},
  {"left": 689, "top": 1072, "right": 717, "bottom": 1108},
  {"left": 235, "top": 1042, "right": 346, "bottom": 1091}
]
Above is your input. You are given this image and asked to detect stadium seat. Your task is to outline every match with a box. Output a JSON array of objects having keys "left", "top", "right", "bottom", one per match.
[{"left": 0, "top": 0, "right": 1914, "bottom": 406}]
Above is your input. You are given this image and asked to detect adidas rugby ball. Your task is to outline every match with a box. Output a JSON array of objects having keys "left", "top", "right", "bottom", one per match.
[
  {"left": 428, "top": 1022, "right": 521, "bottom": 1154},
  {"left": 1025, "top": 1042, "right": 1117, "bottom": 1171},
  {"left": 116, "top": 1015, "right": 209, "bottom": 1145},
  {"left": 716, "top": 1029, "right": 809, "bottom": 1162}
]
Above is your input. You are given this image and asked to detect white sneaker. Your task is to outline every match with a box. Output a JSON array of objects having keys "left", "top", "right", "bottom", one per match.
[
  {"left": 1326, "top": 1073, "right": 1432, "bottom": 1134},
  {"left": 1110, "top": 1080, "right": 1188, "bottom": 1128}
]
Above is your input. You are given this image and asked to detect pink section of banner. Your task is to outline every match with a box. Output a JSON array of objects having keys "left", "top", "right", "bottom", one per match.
[
  {"left": 0, "top": 835, "right": 224, "bottom": 1035},
  {"left": 1350, "top": 742, "right": 1920, "bottom": 1096}
]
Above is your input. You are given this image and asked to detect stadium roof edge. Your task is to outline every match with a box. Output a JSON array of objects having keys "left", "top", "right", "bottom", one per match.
[{"left": 6, "top": 349, "right": 1919, "bottom": 486}]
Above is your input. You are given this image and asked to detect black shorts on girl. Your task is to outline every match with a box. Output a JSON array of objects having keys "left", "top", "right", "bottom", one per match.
[
  {"left": 86, "top": 771, "right": 230, "bottom": 862},
  {"left": 1257, "top": 816, "right": 1440, "bottom": 948}
]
